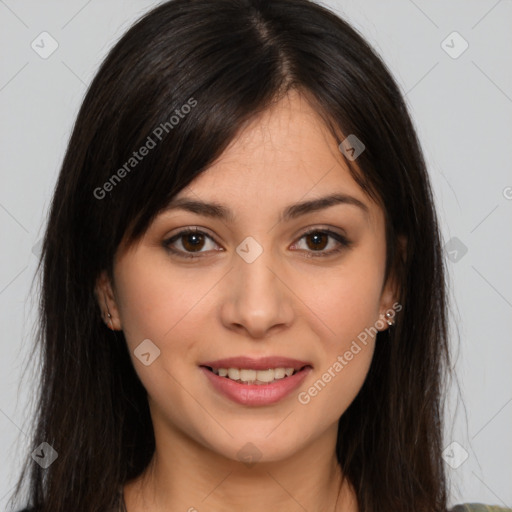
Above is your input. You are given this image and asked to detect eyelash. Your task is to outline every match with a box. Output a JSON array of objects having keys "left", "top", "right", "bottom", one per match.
[{"left": 163, "top": 227, "right": 352, "bottom": 259}]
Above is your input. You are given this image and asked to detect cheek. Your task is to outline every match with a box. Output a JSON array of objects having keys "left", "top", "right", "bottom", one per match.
[
  {"left": 294, "top": 268, "right": 381, "bottom": 421},
  {"left": 297, "top": 342, "right": 374, "bottom": 432},
  {"left": 112, "top": 253, "right": 211, "bottom": 410},
  {"left": 291, "top": 250, "right": 384, "bottom": 415},
  {"left": 113, "top": 250, "right": 197, "bottom": 348},
  {"left": 298, "top": 257, "right": 385, "bottom": 348}
]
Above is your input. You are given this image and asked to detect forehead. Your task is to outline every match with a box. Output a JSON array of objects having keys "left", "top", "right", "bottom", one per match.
[
  {"left": 167, "top": 90, "right": 381, "bottom": 226},
  {"left": 208, "top": 90, "right": 343, "bottom": 173}
]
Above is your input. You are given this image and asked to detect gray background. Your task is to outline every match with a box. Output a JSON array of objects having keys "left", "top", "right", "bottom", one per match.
[{"left": 1, "top": 0, "right": 511, "bottom": 509}]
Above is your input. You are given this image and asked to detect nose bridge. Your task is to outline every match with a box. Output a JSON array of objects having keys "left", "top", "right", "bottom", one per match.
[
  {"left": 221, "top": 234, "right": 293, "bottom": 336},
  {"left": 235, "top": 234, "right": 279, "bottom": 304}
]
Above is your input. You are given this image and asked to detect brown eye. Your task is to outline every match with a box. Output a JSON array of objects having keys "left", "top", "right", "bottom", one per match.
[
  {"left": 304, "top": 232, "right": 329, "bottom": 251},
  {"left": 163, "top": 227, "right": 351, "bottom": 260},
  {"left": 292, "top": 229, "right": 352, "bottom": 258},
  {"left": 163, "top": 228, "right": 221, "bottom": 258},
  {"left": 181, "top": 232, "right": 206, "bottom": 252}
]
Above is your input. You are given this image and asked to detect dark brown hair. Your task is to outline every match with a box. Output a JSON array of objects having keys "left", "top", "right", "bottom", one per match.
[{"left": 10, "top": 0, "right": 450, "bottom": 511}]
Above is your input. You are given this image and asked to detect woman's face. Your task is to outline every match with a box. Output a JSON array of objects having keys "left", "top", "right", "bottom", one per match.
[{"left": 98, "top": 90, "right": 398, "bottom": 464}]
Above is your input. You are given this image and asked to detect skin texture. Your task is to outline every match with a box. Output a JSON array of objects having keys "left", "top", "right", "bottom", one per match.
[{"left": 96, "top": 90, "right": 400, "bottom": 512}]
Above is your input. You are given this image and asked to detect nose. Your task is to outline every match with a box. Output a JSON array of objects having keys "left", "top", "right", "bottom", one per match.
[{"left": 219, "top": 242, "right": 294, "bottom": 339}]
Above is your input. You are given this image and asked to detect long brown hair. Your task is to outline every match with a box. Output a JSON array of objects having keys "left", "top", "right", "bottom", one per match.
[{"left": 10, "top": 1, "right": 450, "bottom": 510}]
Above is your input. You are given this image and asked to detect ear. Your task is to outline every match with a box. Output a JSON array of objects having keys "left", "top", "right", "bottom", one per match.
[
  {"left": 376, "top": 234, "right": 406, "bottom": 331},
  {"left": 94, "top": 270, "right": 122, "bottom": 331}
]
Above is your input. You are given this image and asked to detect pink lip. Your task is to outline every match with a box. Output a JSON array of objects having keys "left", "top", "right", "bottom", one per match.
[
  {"left": 200, "top": 365, "right": 312, "bottom": 406},
  {"left": 199, "top": 356, "right": 312, "bottom": 371}
]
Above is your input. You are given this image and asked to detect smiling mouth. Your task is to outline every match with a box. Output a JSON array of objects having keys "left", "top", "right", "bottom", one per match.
[{"left": 202, "top": 365, "right": 311, "bottom": 385}]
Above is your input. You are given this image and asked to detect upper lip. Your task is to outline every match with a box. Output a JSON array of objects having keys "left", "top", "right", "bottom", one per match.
[{"left": 200, "top": 356, "right": 312, "bottom": 371}]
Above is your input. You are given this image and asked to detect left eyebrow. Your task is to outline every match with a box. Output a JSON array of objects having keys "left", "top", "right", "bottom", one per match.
[{"left": 161, "top": 192, "right": 370, "bottom": 223}]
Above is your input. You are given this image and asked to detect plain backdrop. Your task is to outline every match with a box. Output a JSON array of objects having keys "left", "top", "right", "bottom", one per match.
[{"left": 1, "top": 1, "right": 511, "bottom": 509}]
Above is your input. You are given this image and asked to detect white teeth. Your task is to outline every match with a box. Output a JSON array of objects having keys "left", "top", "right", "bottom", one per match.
[
  {"left": 273, "top": 368, "right": 286, "bottom": 379},
  {"left": 239, "top": 369, "right": 257, "bottom": 381},
  {"left": 254, "top": 369, "right": 274, "bottom": 383},
  {"left": 210, "top": 367, "right": 299, "bottom": 384},
  {"left": 227, "top": 368, "right": 240, "bottom": 380}
]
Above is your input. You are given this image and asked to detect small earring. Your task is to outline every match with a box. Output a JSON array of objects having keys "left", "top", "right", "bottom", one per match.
[
  {"left": 104, "top": 312, "right": 115, "bottom": 330},
  {"left": 385, "top": 311, "right": 394, "bottom": 326},
  {"left": 103, "top": 292, "right": 115, "bottom": 330}
]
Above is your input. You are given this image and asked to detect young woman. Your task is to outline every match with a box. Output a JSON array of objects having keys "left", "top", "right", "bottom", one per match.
[{"left": 9, "top": 0, "right": 511, "bottom": 511}]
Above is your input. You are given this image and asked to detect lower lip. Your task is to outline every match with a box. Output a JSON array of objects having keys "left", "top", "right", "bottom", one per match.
[{"left": 200, "top": 366, "right": 312, "bottom": 406}]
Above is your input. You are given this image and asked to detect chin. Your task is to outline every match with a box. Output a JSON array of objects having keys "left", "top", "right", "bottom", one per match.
[{"left": 203, "top": 430, "right": 310, "bottom": 465}]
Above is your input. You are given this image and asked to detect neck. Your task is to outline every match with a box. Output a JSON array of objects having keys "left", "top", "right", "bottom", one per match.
[{"left": 123, "top": 422, "right": 358, "bottom": 512}]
